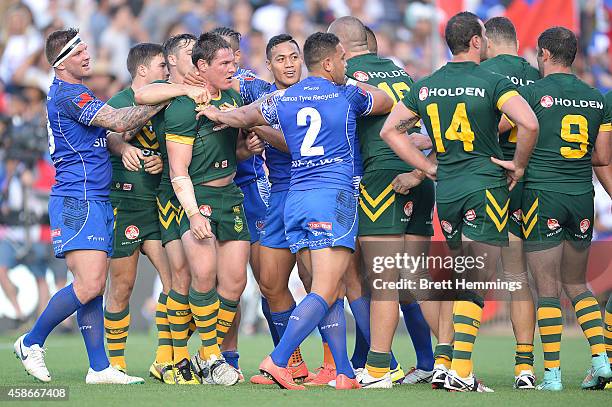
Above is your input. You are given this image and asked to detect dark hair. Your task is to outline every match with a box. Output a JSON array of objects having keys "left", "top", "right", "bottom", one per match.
[
  {"left": 537, "top": 27, "right": 577, "bottom": 67},
  {"left": 126, "top": 43, "right": 164, "bottom": 78},
  {"left": 162, "top": 33, "right": 197, "bottom": 65},
  {"left": 211, "top": 27, "right": 241, "bottom": 51},
  {"left": 45, "top": 28, "right": 79, "bottom": 65},
  {"left": 484, "top": 17, "right": 517, "bottom": 45},
  {"left": 364, "top": 25, "right": 377, "bottom": 54},
  {"left": 266, "top": 34, "right": 300, "bottom": 60},
  {"left": 445, "top": 11, "right": 482, "bottom": 55},
  {"left": 303, "top": 32, "right": 340, "bottom": 70},
  {"left": 192, "top": 32, "right": 232, "bottom": 66}
]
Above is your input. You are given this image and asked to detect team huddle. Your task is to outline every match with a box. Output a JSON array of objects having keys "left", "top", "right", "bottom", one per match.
[{"left": 10, "top": 10, "right": 612, "bottom": 393}]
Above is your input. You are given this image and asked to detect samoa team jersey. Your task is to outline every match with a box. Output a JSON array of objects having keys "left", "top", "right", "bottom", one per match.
[
  {"left": 519, "top": 73, "right": 611, "bottom": 194},
  {"left": 106, "top": 86, "right": 161, "bottom": 200},
  {"left": 233, "top": 67, "right": 266, "bottom": 187},
  {"left": 481, "top": 54, "right": 541, "bottom": 160},
  {"left": 46, "top": 77, "right": 110, "bottom": 200},
  {"left": 239, "top": 76, "right": 291, "bottom": 192},
  {"left": 260, "top": 76, "right": 373, "bottom": 192},
  {"left": 402, "top": 61, "right": 517, "bottom": 203}
]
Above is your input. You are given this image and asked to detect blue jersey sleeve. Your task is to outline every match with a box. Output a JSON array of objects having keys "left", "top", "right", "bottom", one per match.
[
  {"left": 55, "top": 83, "right": 106, "bottom": 126},
  {"left": 239, "top": 77, "right": 272, "bottom": 104},
  {"left": 260, "top": 91, "right": 283, "bottom": 127},
  {"left": 343, "top": 84, "right": 373, "bottom": 117}
]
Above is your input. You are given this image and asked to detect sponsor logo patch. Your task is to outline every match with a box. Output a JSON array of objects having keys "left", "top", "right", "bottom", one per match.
[
  {"left": 403, "top": 201, "right": 413, "bottom": 217},
  {"left": 353, "top": 71, "right": 369, "bottom": 82},
  {"left": 308, "top": 222, "right": 332, "bottom": 231},
  {"left": 125, "top": 225, "right": 140, "bottom": 240},
  {"left": 234, "top": 216, "right": 244, "bottom": 232},
  {"left": 540, "top": 95, "right": 553, "bottom": 108},
  {"left": 580, "top": 219, "right": 590, "bottom": 233},
  {"left": 122, "top": 183, "right": 132, "bottom": 191},
  {"left": 72, "top": 92, "right": 94, "bottom": 109},
  {"left": 441, "top": 220, "right": 452, "bottom": 234},
  {"left": 51, "top": 228, "right": 61, "bottom": 238},
  {"left": 512, "top": 209, "right": 522, "bottom": 221},
  {"left": 199, "top": 205, "right": 212, "bottom": 217},
  {"left": 547, "top": 218, "right": 560, "bottom": 230},
  {"left": 256, "top": 220, "right": 265, "bottom": 230},
  {"left": 419, "top": 87, "right": 429, "bottom": 101},
  {"left": 464, "top": 209, "right": 476, "bottom": 221},
  {"left": 221, "top": 160, "right": 228, "bottom": 168},
  {"left": 232, "top": 205, "right": 241, "bottom": 214}
]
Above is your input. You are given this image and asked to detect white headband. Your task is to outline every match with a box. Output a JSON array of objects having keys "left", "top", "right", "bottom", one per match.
[{"left": 52, "top": 35, "right": 83, "bottom": 68}]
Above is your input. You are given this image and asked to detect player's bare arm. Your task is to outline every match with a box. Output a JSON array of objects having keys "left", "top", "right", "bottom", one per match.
[
  {"left": 134, "top": 82, "right": 211, "bottom": 105},
  {"left": 592, "top": 129, "right": 611, "bottom": 166},
  {"left": 381, "top": 102, "right": 436, "bottom": 178},
  {"left": 250, "top": 125, "right": 288, "bottom": 152},
  {"left": 167, "top": 140, "right": 212, "bottom": 240},
  {"left": 91, "top": 103, "right": 167, "bottom": 133},
  {"left": 408, "top": 132, "right": 433, "bottom": 150},
  {"left": 197, "top": 101, "right": 268, "bottom": 128},
  {"left": 352, "top": 82, "right": 393, "bottom": 115},
  {"left": 594, "top": 163, "right": 612, "bottom": 197}
]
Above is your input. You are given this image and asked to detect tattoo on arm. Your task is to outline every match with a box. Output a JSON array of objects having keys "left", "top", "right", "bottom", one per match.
[
  {"left": 395, "top": 117, "right": 419, "bottom": 133},
  {"left": 92, "top": 103, "right": 165, "bottom": 133}
]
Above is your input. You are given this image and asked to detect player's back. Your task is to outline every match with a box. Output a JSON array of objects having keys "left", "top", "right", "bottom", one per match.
[
  {"left": 46, "top": 78, "right": 111, "bottom": 200},
  {"left": 404, "top": 61, "right": 515, "bottom": 202},
  {"left": 346, "top": 53, "right": 413, "bottom": 172},
  {"left": 520, "top": 73, "right": 607, "bottom": 194},
  {"left": 272, "top": 76, "right": 371, "bottom": 192}
]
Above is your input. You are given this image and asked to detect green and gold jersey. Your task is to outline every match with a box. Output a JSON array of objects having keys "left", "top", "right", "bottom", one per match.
[
  {"left": 519, "top": 73, "right": 611, "bottom": 194},
  {"left": 164, "top": 88, "right": 243, "bottom": 184},
  {"left": 481, "top": 54, "right": 541, "bottom": 160},
  {"left": 106, "top": 86, "right": 161, "bottom": 200},
  {"left": 346, "top": 53, "right": 415, "bottom": 173},
  {"left": 402, "top": 61, "right": 517, "bottom": 203}
]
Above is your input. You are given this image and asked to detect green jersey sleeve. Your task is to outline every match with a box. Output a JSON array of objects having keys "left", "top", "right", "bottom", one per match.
[
  {"left": 106, "top": 88, "right": 133, "bottom": 109},
  {"left": 164, "top": 96, "right": 197, "bottom": 145},
  {"left": 492, "top": 76, "right": 519, "bottom": 112},
  {"left": 401, "top": 84, "right": 421, "bottom": 116},
  {"left": 602, "top": 91, "right": 612, "bottom": 132}
]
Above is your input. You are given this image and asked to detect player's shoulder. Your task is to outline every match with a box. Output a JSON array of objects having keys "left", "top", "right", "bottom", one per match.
[
  {"left": 224, "top": 87, "right": 244, "bottom": 104},
  {"left": 106, "top": 87, "right": 134, "bottom": 109},
  {"left": 165, "top": 95, "right": 196, "bottom": 119},
  {"left": 51, "top": 79, "right": 93, "bottom": 103}
]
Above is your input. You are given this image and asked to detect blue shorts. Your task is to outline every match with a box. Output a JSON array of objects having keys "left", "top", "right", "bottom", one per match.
[
  {"left": 284, "top": 188, "right": 358, "bottom": 254},
  {"left": 240, "top": 176, "right": 270, "bottom": 244},
  {"left": 260, "top": 190, "right": 289, "bottom": 249},
  {"left": 49, "top": 196, "right": 114, "bottom": 258}
]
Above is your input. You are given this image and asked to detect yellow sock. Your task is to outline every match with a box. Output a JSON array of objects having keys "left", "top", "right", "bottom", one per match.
[
  {"left": 573, "top": 291, "right": 606, "bottom": 356},
  {"left": 216, "top": 295, "right": 239, "bottom": 346},
  {"left": 189, "top": 287, "right": 221, "bottom": 360},
  {"left": 514, "top": 343, "right": 534, "bottom": 376},
  {"left": 450, "top": 299, "right": 483, "bottom": 378},
  {"left": 104, "top": 306, "right": 130, "bottom": 370},
  {"left": 434, "top": 343, "right": 453, "bottom": 369},
  {"left": 155, "top": 293, "right": 173, "bottom": 364},
  {"left": 167, "top": 290, "right": 192, "bottom": 364},
  {"left": 537, "top": 297, "right": 562, "bottom": 369},
  {"left": 365, "top": 350, "right": 391, "bottom": 378},
  {"left": 605, "top": 295, "right": 612, "bottom": 364}
]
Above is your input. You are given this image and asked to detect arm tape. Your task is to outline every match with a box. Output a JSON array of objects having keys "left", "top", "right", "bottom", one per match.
[{"left": 171, "top": 176, "right": 199, "bottom": 218}]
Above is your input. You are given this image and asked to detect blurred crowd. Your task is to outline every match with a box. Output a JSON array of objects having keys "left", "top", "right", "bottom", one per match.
[{"left": 0, "top": 0, "right": 610, "bottom": 324}]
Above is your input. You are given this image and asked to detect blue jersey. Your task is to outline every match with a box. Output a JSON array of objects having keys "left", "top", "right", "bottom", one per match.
[
  {"left": 46, "top": 78, "right": 110, "bottom": 200},
  {"left": 260, "top": 76, "right": 373, "bottom": 192},
  {"left": 233, "top": 68, "right": 266, "bottom": 187},
  {"left": 240, "top": 76, "right": 292, "bottom": 192}
]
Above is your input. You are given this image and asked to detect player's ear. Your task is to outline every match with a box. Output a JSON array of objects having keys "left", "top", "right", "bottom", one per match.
[
  {"left": 472, "top": 34, "right": 481, "bottom": 51},
  {"left": 322, "top": 57, "right": 333, "bottom": 73},
  {"left": 167, "top": 54, "right": 177, "bottom": 67},
  {"left": 196, "top": 59, "right": 208, "bottom": 73},
  {"left": 234, "top": 49, "right": 242, "bottom": 65},
  {"left": 265, "top": 58, "right": 272, "bottom": 72},
  {"left": 137, "top": 64, "right": 147, "bottom": 78},
  {"left": 541, "top": 48, "right": 551, "bottom": 62}
]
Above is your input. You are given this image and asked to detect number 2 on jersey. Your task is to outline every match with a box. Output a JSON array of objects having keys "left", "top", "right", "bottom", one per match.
[
  {"left": 426, "top": 102, "right": 475, "bottom": 152},
  {"left": 297, "top": 107, "right": 324, "bottom": 156}
]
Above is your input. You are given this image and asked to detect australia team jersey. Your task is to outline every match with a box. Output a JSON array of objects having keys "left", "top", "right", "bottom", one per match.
[
  {"left": 402, "top": 61, "right": 517, "bottom": 203},
  {"left": 106, "top": 86, "right": 161, "bottom": 200},
  {"left": 239, "top": 76, "right": 291, "bottom": 192},
  {"left": 519, "top": 73, "right": 611, "bottom": 194},
  {"left": 346, "top": 53, "right": 416, "bottom": 173},
  {"left": 164, "top": 89, "right": 243, "bottom": 183},
  {"left": 260, "top": 76, "right": 373, "bottom": 192},
  {"left": 46, "top": 78, "right": 110, "bottom": 200},
  {"left": 481, "top": 54, "right": 541, "bottom": 160}
]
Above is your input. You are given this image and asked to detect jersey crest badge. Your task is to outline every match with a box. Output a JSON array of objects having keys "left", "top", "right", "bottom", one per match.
[
  {"left": 547, "top": 218, "right": 560, "bottom": 230},
  {"left": 125, "top": 225, "right": 140, "bottom": 240},
  {"left": 353, "top": 71, "right": 369, "bottom": 82},
  {"left": 540, "top": 95, "right": 553, "bottom": 108},
  {"left": 579, "top": 219, "right": 590, "bottom": 233},
  {"left": 419, "top": 87, "right": 428, "bottom": 101},
  {"left": 441, "top": 220, "right": 452, "bottom": 234},
  {"left": 403, "top": 201, "right": 413, "bottom": 217},
  {"left": 199, "top": 205, "right": 212, "bottom": 217}
]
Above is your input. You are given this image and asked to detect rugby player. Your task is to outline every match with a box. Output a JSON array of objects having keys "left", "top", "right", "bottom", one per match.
[
  {"left": 14, "top": 28, "right": 167, "bottom": 384},
  {"left": 380, "top": 11, "right": 539, "bottom": 391}
]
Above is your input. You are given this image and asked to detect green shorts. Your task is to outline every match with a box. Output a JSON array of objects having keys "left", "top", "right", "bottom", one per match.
[
  {"left": 437, "top": 186, "right": 509, "bottom": 250},
  {"left": 508, "top": 182, "right": 524, "bottom": 238},
  {"left": 358, "top": 170, "right": 434, "bottom": 237},
  {"left": 178, "top": 183, "right": 251, "bottom": 242},
  {"left": 157, "top": 185, "right": 182, "bottom": 246},
  {"left": 521, "top": 189, "right": 593, "bottom": 252},
  {"left": 111, "top": 197, "right": 160, "bottom": 258}
]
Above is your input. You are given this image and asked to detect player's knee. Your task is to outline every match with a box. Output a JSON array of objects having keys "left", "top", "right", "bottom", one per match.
[{"left": 78, "top": 278, "right": 106, "bottom": 303}]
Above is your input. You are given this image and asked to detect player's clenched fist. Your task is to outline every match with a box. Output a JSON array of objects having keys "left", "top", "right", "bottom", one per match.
[
  {"left": 189, "top": 213, "right": 213, "bottom": 240},
  {"left": 186, "top": 85, "right": 211, "bottom": 105},
  {"left": 246, "top": 132, "right": 264, "bottom": 154}
]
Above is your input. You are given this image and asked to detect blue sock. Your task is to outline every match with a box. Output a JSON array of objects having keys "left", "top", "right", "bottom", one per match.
[
  {"left": 318, "top": 299, "right": 354, "bottom": 378},
  {"left": 270, "top": 303, "right": 295, "bottom": 339},
  {"left": 349, "top": 296, "right": 370, "bottom": 369},
  {"left": 222, "top": 350, "right": 240, "bottom": 369},
  {"left": 401, "top": 302, "right": 434, "bottom": 371},
  {"left": 24, "top": 283, "right": 82, "bottom": 347},
  {"left": 271, "top": 293, "right": 328, "bottom": 367},
  {"left": 77, "top": 296, "right": 110, "bottom": 371},
  {"left": 261, "top": 297, "right": 280, "bottom": 346}
]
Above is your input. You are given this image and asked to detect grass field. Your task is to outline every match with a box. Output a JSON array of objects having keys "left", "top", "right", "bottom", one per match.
[{"left": 1, "top": 332, "right": 610, "bottom": 406}]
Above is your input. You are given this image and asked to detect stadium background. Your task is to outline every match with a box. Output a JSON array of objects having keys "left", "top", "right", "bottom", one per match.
[{"left": 0, "top": 0, "right": 610, "bottom": 339}]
